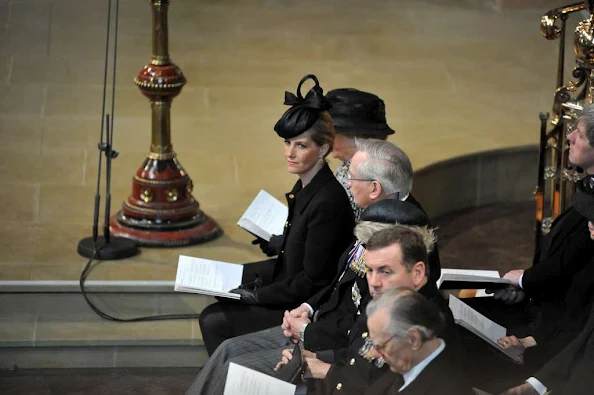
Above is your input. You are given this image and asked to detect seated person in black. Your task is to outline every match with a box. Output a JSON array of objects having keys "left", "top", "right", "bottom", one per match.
[
  {"left": 495, "top": 178, "right": 594, "bottom": 369},
  {"left": 199, "top": 74, "right": 355, "bottom": 355},
  {"left": 278, "top": 225, "right": 456, "bottom": 395},
  {"left": 502, "top": 301, "right": 594, "bottom": 395},
  {"left": 365, "top": 288, "right": 473, "bottom": 395},
  {"left": 492, "top": 105, "right": 594, "bottom": 310}
]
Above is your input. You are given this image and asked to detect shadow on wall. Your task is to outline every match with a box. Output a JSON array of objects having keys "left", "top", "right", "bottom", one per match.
[{"left": 412, "top": 145, "right": 538, "bottom": 218}]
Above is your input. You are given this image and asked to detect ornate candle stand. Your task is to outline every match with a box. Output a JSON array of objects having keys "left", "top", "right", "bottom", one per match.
[{"left": 110, "top": 0, "right": 222, "bottom": 246}]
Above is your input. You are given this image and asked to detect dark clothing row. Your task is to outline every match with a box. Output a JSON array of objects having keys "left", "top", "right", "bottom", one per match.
[
  {"left": 199, "top": 164, "right": 355, "bottom": 355},
  {"left": 308, "top": 280, "right": 467, "bottom": 395}
]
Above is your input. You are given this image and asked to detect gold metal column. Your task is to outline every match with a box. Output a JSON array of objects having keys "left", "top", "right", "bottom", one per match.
[
  {"left": 534, "top": 1, "right": 594, "bottom": 247},
  {"left": 110, "top": 0, "right": 222, "bottom": 246}
]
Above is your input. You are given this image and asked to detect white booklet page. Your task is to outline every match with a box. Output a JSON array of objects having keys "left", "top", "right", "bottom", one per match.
[
  {"left": 449, "top": 295, "right": 523, "bottom": 363},
  {"left": 174, "top": 255, "right": 243, "bottom": 299},
  {"left": 223, "top": 363, "right": 296, "bottom": 395},
  {"left": 237, "top": 189, "right": 288, "bottom": 241}
]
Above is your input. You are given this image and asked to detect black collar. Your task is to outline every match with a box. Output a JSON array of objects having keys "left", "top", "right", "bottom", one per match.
[{"left": 286, "top": 163, "right": 336, "bottom": 214}]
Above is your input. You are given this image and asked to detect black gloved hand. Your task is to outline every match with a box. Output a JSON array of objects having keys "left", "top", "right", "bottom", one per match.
[
  {"left": 251, "top": 235, "right": 282, "bottom": 257},
  {"left": 238, "top": 277, "right": 263, "bottom": 292},
  {"left": 229, "top": 288, "right": 259, "bottom": 305}
]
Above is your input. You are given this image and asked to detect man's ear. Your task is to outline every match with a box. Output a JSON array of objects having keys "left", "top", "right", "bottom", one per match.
[
  {"left": 369, "top": 181, "right": 383, "bottom": 200},
  {"left": 408, "top": 329, "right": 423, "bottom": 351},
  {"left": 411, "top": 261, "right": 427, "bottom": 287}
]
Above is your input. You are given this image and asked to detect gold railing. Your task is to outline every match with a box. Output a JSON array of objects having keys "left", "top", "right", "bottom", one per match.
[{"left": 535, "top": 1, "right": 593, "bottom": 248}]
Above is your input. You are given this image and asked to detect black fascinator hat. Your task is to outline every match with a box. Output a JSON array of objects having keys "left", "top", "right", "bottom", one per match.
[
  {"left": 274, "top": 74, "right": 331, "bottom": 139},
  {"left": 572, "top": 175, "right": 594, "bottom": 222}
]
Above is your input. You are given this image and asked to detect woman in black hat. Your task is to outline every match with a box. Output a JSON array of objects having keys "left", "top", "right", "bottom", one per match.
[
  {"left": 326, "top": 88, "right": 395, "bottom": 220},
  {"left": 199, "top": 75, "right": 355, "bottom": 355}
]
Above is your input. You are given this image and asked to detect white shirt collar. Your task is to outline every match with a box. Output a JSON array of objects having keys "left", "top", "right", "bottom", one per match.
[{"left": 399, "top": 339, "right": 445, "bottom": 392}]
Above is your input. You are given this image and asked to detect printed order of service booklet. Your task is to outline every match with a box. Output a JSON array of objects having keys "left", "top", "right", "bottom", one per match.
[{"left": 174, "top": 255, "right": 243, "bottom": 300}]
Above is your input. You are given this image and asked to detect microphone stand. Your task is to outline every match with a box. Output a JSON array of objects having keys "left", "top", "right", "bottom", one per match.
[
  {"left": 77, "top": 114, "right": 138, "bottom": 260},
  {"left": 77, "top": 0, "right": 137, "bottom": 260}
]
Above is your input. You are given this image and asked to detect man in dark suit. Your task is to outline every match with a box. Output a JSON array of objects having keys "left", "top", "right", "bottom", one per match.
[
  {"left": 299, "top": 226, "right": 459, "bottom": 395},
  {"left": 499, "top": 178, "right": 594, "bottom": 395},
  {"left": 364, "top": 288, "right": 473, "bottom": 395},
  {"left": 496, "top": 105, "right": 594, "bottom": 307},
  {"left": 502, "top": 300, "right": 594, "bottom": 395},
  {"left": 186, "top": 140, "right": 438, "bottom": 395}
]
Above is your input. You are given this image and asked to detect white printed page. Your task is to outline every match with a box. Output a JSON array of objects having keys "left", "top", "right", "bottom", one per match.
[
  {"left": 223, "top": 363, "right": 296, "bottom": 395},
  {"left": 440, "top": 269, "right": 501, "bottom": 278},
  {"left": 237, "top": 189, "right": 288, "bottom": 241},
  {"left": 448, "top": 295, "right": 506, "bottom": 343},
  {"left": 436, "top": 268, "right": 509, "bottom": 289},
  {"left": 175, "top": 255, "right": 243, "bottom": 295}
]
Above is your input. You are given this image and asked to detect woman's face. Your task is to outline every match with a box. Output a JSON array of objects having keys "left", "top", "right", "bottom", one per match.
[
  {"left": 588, "top": 221, "right": 594, "bottom": 240},
  {"left": 284, "top": 132, "right": 322, "bottom": 176}
]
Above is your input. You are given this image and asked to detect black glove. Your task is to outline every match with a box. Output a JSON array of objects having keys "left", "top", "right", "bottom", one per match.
[
  {"left": 238, "top": 277, "right": 263, "bottom": 292},
  {"left": 251, "top": 235, "right": 282, "bottom": 257},
  {"left": 229, "top": 288, "right": 259, "bottom": 305}
]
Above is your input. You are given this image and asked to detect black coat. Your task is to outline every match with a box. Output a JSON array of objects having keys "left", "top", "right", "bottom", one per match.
[
  {"left": 251, "top": 163, "right": 355, "bottom": 306},
  {"left": 523, "top": 206, "right": 594, "bottom": 302},
  {"left": 310, "top": 281, "right": 459, "bottom": 395},
  {"left": 384, "top": 345, "right": 474, "bottom": 395},
  {"left": 518, "top": 207, "right": 594, "bottom": 368},
  {"left": 534, "top": 301, "right": 594, "bottom": 394},
  {"left": 524, "top": 256, "right": 594, "bottom": 368},
  {"left": 405, "top": 195, "right": 441, "bottom": 285},
  {"left": 303, "top": 242, "right": 367, "bottom": 352},
  {"left": 212, "top": 164, "right": 355, "bottom": 337}
]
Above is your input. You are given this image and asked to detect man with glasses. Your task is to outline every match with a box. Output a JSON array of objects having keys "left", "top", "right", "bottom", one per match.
[
  {"left": 289, "top": 226, "right": 458, "bottom": 395},
  {"left": 363, "top": 288, "right": 473, "bottom": 395},
  {"left": 347, "top": 139, "right": 441, "bottom": 283}
]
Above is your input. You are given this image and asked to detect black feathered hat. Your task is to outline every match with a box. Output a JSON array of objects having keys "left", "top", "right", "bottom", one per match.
[
  {"left": 361, "top": 199, "right": 429, "bottom": 226},
  {"left": 326, "top": 88, "right": 395, "bottom": 138},
  {"left": 572, "top": 175, "right": 594, "bottom": 222},
  {"left": 274, "top": 74, "right": 331, "bottom": 139}
]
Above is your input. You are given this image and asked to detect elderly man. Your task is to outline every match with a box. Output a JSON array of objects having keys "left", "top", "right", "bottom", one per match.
[
  {"left": 298, "top": 226, "right": 459, "bottom": 395},
  {"left": 347, "top": 139, "right": 441, "bottom": 283},
  {"left": 326, "top": 88, "right": 395, "bottom": 221},
  {"left": 186, "top": 140, "right": 436, "bottom": 395},
  {"left": 364, "top": 288, "right": 473, "bottom": 395}
]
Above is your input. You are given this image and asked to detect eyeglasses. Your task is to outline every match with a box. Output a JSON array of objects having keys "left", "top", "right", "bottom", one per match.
[
  {"left": 346, "top": 171, "right": 374, "bottom": 182},
  {"left": 370, "top": 333, "right": 399, "bottom": 352}
]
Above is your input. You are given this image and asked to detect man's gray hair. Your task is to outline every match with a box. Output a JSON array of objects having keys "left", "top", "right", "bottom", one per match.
[
  {"left": 577, "top": 104, "right": 594, "bottom": 146},
  {"left": 366, "top": 287, "right": 445, "bottom": 342},
  {"left": 355, "top": 139, "right": 413, "bottom": 197}
]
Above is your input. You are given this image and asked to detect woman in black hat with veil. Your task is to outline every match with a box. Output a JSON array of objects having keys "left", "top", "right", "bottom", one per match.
[{"left": 199, "top": 75, "right": 355, "bottom": 355}]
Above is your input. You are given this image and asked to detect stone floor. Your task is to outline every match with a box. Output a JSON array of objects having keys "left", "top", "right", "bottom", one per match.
[
  {"left": 0, "top": 0, "right": 579, "bottom": 282},
  {"left": 0, "top": 201, "right": 535, "bottom": 394}
]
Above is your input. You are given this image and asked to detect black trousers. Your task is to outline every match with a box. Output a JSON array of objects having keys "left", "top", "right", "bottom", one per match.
[{"left": 199, "top": 258, "right": 286, "bottom": 356}]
